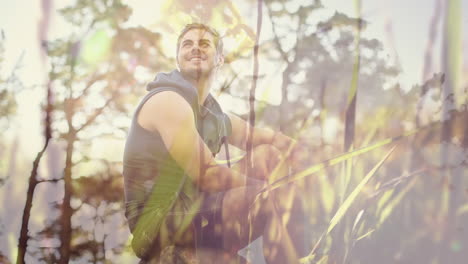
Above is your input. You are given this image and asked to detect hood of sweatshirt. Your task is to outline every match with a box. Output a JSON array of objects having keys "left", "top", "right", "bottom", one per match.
[
  {"left": 146, "top": 70, "right": 199, "bottom": 108},
  {"left": 146, "top": 69, "right": 220, "bottom": 113}
]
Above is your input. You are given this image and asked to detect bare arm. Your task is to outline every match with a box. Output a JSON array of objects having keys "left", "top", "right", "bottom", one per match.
[
  {"left": 138, "top": 91, "right": 255, "bottom": 192},
  {"left": 227, "top": 113, "right": 311, "bottom": 170},
  {"left": 227, "top": 113, "right": 296, "bottom": 152}
]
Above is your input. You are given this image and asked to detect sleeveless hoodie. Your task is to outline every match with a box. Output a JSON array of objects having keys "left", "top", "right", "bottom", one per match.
[{"left": 122, "top": 70, "right": 231, "bottom": 253}]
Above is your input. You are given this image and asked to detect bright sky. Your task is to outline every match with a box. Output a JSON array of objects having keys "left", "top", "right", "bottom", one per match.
[{"left": 0, "top": 0, "right": 466, "bottom": 261}]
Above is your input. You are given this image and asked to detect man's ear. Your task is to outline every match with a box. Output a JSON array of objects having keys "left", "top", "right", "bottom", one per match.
[
  {"left": 216, "top": 54, "right": 224, "bottom": 67},
  {"left": 176, "top": 57, "right": 181, "bottom": 70}
]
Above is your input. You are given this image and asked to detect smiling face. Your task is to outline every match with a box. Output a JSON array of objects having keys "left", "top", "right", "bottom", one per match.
[{"left": 176, "top": 28, "right": 223, "bottom": 80}]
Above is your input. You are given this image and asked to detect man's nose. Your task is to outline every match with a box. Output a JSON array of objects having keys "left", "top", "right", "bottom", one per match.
[{"left": 191, "top": 44, "right": 201, "bottom": 53}]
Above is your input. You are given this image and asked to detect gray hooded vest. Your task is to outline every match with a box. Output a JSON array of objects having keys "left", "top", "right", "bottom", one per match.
[{"left": 123, "top": 70, "right": 231, "bottom": 238}]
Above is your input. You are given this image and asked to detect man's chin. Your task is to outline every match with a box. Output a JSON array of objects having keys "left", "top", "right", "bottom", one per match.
[{"left": 181, "top": 68, "right": 211, "bottom": 80}]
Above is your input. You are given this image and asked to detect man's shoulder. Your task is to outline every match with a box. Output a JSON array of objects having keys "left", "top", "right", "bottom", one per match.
[
  {"left": 138, "top": 90, "right": 195, "bottom": 133},
  {"left": 145, "top": 90, "right": 191, "bottom": 109}
]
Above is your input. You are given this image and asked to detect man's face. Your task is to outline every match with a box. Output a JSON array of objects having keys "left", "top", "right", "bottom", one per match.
[{"left": 177, "top": 29, "right": 222, "bottom": 80}]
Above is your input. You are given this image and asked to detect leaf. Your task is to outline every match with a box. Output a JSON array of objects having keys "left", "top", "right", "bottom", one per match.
[
  {"left": 267, "top": 137, "right": 396, "bottom": 193},
  {"left": 320, "top": 174, "right": 335, "bottom": 214},
  {"left": 376, "top": 189, "right": 394, "bottom": 215},
  {"left": 327, "top": 145, "right": 397, "bottom": 234},
  {"left": 352, "top": 209, "right": 364, "bottom": 233},
  {"left": 356, "top": 229, "right": 375, "bottom": 241},
  {"left": 378, "top": 178, "right": 417, "bottom": 225}
]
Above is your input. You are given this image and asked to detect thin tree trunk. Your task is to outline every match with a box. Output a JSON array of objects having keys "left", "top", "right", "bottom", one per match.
[
  {"left": 17, "top": 77, "right": 53, "bottom": 264},
  {"left": 17, "top": 0, "right": 53, "bottom": 261},
  {"left": 246, "top": 0, "right": 263, "bottom": 176},
  {"left": 58, "top": 135, "right": 75, "bottom": 264},
  {"left": 16, "top": 140, "right": 50, "bottom": 264}
]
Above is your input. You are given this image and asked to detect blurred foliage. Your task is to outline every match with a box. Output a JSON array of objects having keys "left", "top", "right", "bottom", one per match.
[
  {"left": 223, "top": 0, "right": 401, "bottom": 144},
  {"left": 0, "top": 34, "right": 20, "bottom": 130},
  {"left": 152, "top": 0, "right": 258, "bottom": 63}
]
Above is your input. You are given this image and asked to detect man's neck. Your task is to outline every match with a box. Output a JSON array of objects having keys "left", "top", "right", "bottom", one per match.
[{"left": 182, "top": 72, "right": 215, "bottom": 105}]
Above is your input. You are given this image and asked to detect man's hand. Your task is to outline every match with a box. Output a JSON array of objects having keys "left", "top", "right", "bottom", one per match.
[
  {"left": 269, "top": 132, "right": 311, "bottom": 172},
  {"left": 233, "top": 144, "right": 288, "bottom": 182},
  {"left": 250, "top": 144, "right": 284, "bottom": 181},
  {"left": 226, "top": 113, "right": 311, "bottom": 178},
  {"left": 287, "top": 144, "right": 310, "bottom": 171}
]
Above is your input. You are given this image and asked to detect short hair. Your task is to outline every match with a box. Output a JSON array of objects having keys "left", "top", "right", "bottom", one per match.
[{"left": 176, "top": 23, "right": 223, "bottom": 56}]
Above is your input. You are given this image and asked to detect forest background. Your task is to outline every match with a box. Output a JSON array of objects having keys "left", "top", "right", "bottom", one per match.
[{"left": 0, "top": 0, "right": 467, "bottom": 263}]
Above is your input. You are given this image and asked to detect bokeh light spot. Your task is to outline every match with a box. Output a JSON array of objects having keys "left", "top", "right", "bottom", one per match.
[{"left": 81, "top": 29, "right": 112, "bottom": 65}]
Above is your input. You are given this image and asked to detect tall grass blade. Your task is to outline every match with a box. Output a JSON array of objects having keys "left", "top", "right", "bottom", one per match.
[
  {"left": 327, "top": 145, "right": 397, "bottom": 234},
  {"left": 259, "top": 112, "right": 457, "bottom": 195},
  {"left": 355, "top": 229, "right": 375, "bottom": 241},
  {"left": 352, "top": 209, "right": 364, "bottom": 233},
  {"left": 378, "top": 178, "right": 417, "bottom": 226}
]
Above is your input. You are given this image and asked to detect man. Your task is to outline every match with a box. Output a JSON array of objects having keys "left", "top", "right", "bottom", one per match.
[{"left": 123, "top": 23, "right": 305, "bottom": 263}]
